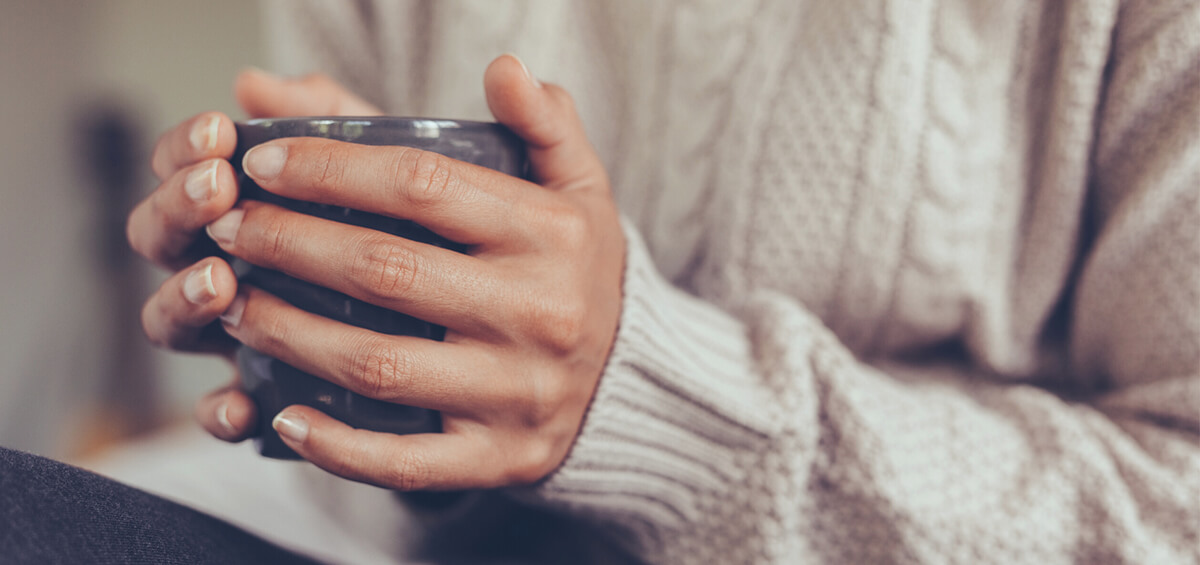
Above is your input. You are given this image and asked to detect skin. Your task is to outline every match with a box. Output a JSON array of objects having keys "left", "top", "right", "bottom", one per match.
[{"left": 127, "top": 55, "right": 626, "bottom": 490}]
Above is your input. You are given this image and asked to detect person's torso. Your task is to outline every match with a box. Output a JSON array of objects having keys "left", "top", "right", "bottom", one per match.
[{"left": 270, "top": 0, "right": 1114, "bottom": 381}]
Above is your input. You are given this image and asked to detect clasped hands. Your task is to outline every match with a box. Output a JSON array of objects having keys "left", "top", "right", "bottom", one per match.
[{"left": 127, "top": 55, "right": 625, "bottom": 491}]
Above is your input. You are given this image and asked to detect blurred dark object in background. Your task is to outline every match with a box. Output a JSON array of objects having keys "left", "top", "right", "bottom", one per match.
[
  {"left": 74, "top": 102, "right": 161, "bottom": 453},
  {"left": 80, "top": 104, "right": 140, "bottom": 266}
]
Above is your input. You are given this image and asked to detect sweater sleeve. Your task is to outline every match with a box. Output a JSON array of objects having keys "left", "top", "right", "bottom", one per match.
[{"left": 528, "top": 11, "right": 1200, "bottom": 565}]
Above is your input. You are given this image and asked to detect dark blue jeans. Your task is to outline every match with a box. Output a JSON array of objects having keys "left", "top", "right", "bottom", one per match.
[{"left": 0, "top": 446, "right": 318, "bottom": 564}]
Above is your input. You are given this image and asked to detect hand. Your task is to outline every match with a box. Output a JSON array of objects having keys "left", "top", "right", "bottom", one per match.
[
  {"left": 127, "top": 69, "right": 382, "bottom": 440},
  {"left": 206, "top": 55, "right": 625, "bottom": 490}
]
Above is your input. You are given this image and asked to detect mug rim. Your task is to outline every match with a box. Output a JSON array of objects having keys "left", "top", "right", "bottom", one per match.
[{"left": 240, "top": 116, "right": 505, "bottom": 130}]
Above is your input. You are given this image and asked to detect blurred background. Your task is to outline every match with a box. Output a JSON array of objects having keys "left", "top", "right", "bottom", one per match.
[{"left": 0, "top": 1, "right": 264, "bottom": 459}]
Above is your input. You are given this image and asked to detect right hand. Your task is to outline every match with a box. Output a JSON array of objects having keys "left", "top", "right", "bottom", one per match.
[{"left": 126, "top": 68, "right": 381, "bottom": 441}]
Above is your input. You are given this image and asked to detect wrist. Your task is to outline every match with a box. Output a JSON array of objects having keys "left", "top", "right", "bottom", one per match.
[{"left": 518, "top": 219, "right": 774, "bottom": 547}]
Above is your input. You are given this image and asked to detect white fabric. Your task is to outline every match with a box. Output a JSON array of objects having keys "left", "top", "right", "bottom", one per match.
[{"left": 87, "top": 426, "right": 416, "bottom": 565}]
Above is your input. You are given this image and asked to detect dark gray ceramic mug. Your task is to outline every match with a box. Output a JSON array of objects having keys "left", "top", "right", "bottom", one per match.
[{"left": 231, "top": 117, "right": 528, "bottom": 459}]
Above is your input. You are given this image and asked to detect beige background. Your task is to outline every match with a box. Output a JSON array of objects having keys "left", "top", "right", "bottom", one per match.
[{"left": 0, "top": 1, "right": 265, "bottom": 457}]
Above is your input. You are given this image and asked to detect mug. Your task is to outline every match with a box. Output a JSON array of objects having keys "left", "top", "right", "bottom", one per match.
[{"left": 231, "top": 117, "right": 527, "bottom": 459}]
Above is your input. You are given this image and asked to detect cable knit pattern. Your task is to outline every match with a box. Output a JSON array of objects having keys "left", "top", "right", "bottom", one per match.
[{"left": 264, "top": 0, "right": 1200, "bottom": 562}]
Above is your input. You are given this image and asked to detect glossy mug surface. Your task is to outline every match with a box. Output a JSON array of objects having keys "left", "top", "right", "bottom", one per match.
[{"left": 232, "top": 117, "right": 527, "bottom": 459}]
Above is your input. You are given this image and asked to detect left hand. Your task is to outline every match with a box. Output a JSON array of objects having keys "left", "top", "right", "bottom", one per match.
[{"left": 207, "top": 55, "right": 625, "bottom": 490}]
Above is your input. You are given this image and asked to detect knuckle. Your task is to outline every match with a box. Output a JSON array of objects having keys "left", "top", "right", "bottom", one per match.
[
  {"left": 321, "top": 437, "right": 364, "bottom": 479},
  {"left": 398, "top": 149, "right": 456, "bottom": 209},
  {"left": 545, "top": 205, "right": 590, "bottom": 251},
  {"left": 250, "top": 301, "right": 290, "bottom": 356},
  {"left": 140, "top": 288, "right": 191, "bottom": 350},
  {"left": 352, "top": 237, "right": 423, "bottom": 299},
  {"left": 387, "top": 449, "right": 432, "bottom": 491},
  {"left": 257, "top": 209, "right": 291, "bottom": 260},
  {"left": 126, "top": 210, "right": 150, "bottom": 259},
  {"left": 529, "top": 296, "right": 588, "bottom": 355},
  {"left": 128, "top": 189, "right": 184, "bottom": 267},
  {"left": 523, "top": 370, "right": 569, "bottom": 427},
  {"left": 352, "top": 339, "right": 410, "bottom": 400},
  {"left": 506, "top": 439, "right": 556, "bottom": 485},
  {"left": 140, "top": 300, "right": 168, "bottom": 348},
  {"left": 312, "top": 143, "right": 349, "bottom": 187},
  {"left": 150, "top": 142, "right": 170, "bottom": 179}
]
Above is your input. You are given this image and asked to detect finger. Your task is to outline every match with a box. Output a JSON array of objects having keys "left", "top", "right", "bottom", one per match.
[
  {"left": 127, "top": 159, "right": 239, "bottom": 270},
  {"left": 483, "top": 54, "right": 606, "bottom": 190},
  {"left": 149, "top": 112, "right": 237, "bottom": 181},
  {"left": 141, "top": 257, "right": 239, "bottom": 354},
  {"left": 270, "top": 406, "right": 500, "bottom": 491},
  {"left": 206, "top": 201, "right": 499, "bottom": 331},
  {"left": 195, "top": 384, "right": 258, "bottom": 442},
  {"left": 219, "top": 287, "right": 506, "bottom": 414},
  {"left": 235, "top": 68, "right": 382, "bottom": 119},
  {"left": 238, "top": 137, "right": 540, "bottom": 245}
]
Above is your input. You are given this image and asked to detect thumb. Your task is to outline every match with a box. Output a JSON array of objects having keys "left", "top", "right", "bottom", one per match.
[
  {"left": 484, "top": 55, "right": 605, "bottom": 189},
  {"left": 234, "top": 68, "right": 382, "bottom": 119}
]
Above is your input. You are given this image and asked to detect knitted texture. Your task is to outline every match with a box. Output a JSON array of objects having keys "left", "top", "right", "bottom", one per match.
[{"left": 264, "top": 0, "right": 1200, "bottom": 562}]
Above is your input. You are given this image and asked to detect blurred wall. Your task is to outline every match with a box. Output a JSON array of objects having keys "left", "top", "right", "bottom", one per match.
[
  {"left": 0, "top": 1, "right": 264, "bottom": 457},
  {"left": 0, "top": 1, "right": 99, "bottom": 457}
]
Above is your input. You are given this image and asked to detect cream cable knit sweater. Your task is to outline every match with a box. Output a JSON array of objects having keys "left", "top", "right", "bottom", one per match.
[{"left": 264, "top": 1, "right": 1200, "bottom": 563}]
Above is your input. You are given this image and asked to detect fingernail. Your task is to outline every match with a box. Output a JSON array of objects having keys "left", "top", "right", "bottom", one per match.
[
  {"left": 220, "top": 293, "right": 246, "bottom": 328},
  {"left": 506, "top": 53, "right": 539, "bottom": 87},
  {"left": 190, "top": 115, "right": 220, "bottom": 153},
  {"left": 273, "top": 411, "right": 309, "bottom": 443},
  {"left": 183, "top": 263, "right": 217, "bottom": 305},
  {"left": 243, "top": 143, "right": 287, "bottom": 182},
  {"left": 184, "top": 160, "right": 219, "bottom": 203},
  {"left": 206, "top": 209, "right": 244, "bottom": 247},
  {"left": 216, "top": 400, "right": 236, "bottom": 436}
]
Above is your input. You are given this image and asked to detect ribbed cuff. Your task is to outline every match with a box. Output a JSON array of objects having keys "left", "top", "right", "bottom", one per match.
[{"left": 528, "top": 220, "right": 774, "bottom": 540}]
